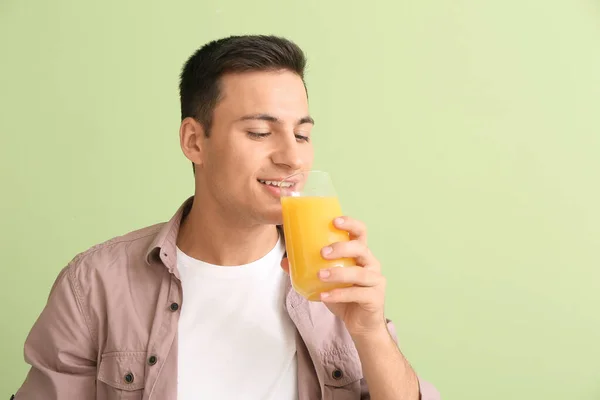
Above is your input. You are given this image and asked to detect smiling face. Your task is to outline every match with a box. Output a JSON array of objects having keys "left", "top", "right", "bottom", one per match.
[{"left": 181, "top": 69, "right": 314, "bottom": 225}]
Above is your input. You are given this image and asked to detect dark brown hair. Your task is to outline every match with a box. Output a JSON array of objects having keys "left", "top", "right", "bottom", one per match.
[{"left": 179, "top": 35, "right": 307, "bottom": 136}]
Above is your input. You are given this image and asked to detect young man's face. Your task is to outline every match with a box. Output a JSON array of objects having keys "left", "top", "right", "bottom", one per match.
[{"left": 195, "top": 70, "right": 314, "bottom": 225}]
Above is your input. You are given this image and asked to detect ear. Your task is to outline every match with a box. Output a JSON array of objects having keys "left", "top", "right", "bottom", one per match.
[{"left": 179, "top": 117, "right": 206, "bottom": 167}]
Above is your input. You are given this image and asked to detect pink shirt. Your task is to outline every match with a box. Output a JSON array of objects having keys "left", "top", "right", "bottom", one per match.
[{"left": 14, "top": 198, "right": 440, "bottom": 400}]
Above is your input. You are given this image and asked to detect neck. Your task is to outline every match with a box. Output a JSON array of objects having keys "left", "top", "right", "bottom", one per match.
[{"left": 176, "top": 195, "right": 279, "bottom": 266}]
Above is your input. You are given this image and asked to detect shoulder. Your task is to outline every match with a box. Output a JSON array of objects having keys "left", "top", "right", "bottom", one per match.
[{"left": 64, "top": 222, "right": 165, "bottom": 284}]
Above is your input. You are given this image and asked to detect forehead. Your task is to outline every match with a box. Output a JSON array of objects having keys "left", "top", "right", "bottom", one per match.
[{"left": 216, "top": 70, "right": 309, "bottom": 120}]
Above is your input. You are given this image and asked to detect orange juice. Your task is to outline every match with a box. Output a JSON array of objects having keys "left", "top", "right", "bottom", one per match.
[{"left": 281, "top": 196, "right": 354, "bottom": 301}]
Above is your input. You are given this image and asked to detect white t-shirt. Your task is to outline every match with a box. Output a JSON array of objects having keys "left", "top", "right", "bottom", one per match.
[{"left": 176, "top": 238, "right": 298, "bottom": 400}]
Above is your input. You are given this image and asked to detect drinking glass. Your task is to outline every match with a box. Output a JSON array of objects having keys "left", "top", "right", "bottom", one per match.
[{"left": 280, "top": 171, "right": 354, "bottom": 301}]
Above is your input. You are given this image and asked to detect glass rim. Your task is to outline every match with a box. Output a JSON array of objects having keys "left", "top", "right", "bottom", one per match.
[
  {"left": 279, "top": 169, "right": 329, "bottom": 183},
  {"left": 279, "top": 169, "right": 335, "bottom": 198}
]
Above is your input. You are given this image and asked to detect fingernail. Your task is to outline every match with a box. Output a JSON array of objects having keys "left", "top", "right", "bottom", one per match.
[
  {"left": 319, "top": 269, "right": 331, "bottom": 279},
  {"left": 334, "top": 217, "right": 344, "bottom": 225},
  {"left": 321, "top": 292, "right": 330, "bottom": 299},
  {"left": 322, "top": 246, "right": 333, "bottom": 256}
]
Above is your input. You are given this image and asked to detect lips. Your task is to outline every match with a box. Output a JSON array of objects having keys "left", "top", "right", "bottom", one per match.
[{"left": 257, "top": 179, "right": 295, "bottom": 188}]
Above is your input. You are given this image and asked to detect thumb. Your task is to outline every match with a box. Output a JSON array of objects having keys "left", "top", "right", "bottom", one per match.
[{"left": 280, "top": 257, "right": 290, "bottom": 274}]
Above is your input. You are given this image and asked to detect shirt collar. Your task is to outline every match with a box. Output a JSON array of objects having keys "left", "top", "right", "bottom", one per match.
[{"left": 145, "top": 196, "right": 194, "bottom": 274}]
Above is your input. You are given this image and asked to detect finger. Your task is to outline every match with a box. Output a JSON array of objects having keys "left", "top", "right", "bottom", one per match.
[
  {"left": 280, "top": 257, "right": 290, "bottom": 274},
  {"left": 318, "top": 266, "right": 383, "bottom": 287},
  {"left": 321, "top": 240, "right": 378, "bottom": 268},
  {"left": 320, "top": 285, "right": 384, "bottom": 307},
  {"left": 333, "top": 216, "right": 367, "bottom": 244}
]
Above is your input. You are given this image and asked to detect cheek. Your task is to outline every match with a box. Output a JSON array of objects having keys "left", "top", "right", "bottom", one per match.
[
  {"left": 302, "top": 145, "right": 315, "bottom": 166},
  {"left": 221, "top": 151, "right": 260, "bottom": 186}
]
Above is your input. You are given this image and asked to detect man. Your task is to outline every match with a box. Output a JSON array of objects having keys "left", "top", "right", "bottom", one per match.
[{"left": 14, "top": 35, "right": 439, "bottom": 400}]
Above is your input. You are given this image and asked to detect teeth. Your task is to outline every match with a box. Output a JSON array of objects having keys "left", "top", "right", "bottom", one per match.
[{"left": 259, "top": 180, "right": 294, "bottom": 188}]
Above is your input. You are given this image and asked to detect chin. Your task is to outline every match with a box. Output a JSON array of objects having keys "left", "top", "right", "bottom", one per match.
[
  {"left": 258, "top": 207, "right": 284, "bottom": 226},
  {"left": 264, "top": 213, "right": 284, "bottom": 226}
]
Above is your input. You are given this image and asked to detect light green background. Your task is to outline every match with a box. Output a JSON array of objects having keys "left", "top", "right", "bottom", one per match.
[{"left": 1, "top": 0, "right": 599, "bottom": 399}]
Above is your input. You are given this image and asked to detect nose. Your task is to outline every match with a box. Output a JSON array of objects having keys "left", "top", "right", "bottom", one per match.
[{"left": 271, "top": 135, "right": 304, "bottom": 171}]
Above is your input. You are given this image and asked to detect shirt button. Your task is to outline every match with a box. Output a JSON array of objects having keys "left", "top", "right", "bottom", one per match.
[
  {"left": 124, "top": 372, "right": 134, "bottom": 384},
  {"left": 148, "top": 355, "right": 158, "bottom": 365},
  {"left": 170, "top": 302, "right": 179, "bottom": 312},
  {"left": 332, "top": 369, "right": 344, "bottom": 380}
]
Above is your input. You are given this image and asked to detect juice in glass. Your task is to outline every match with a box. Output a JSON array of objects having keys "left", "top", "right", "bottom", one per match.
[{"left": 280, "top": 172, "right": 354, "bottom": 301}]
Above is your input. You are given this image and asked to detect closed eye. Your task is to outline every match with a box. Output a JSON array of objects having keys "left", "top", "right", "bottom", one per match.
[
  {"left": 295, "top": 134, "right": 310, "bottom": 143},
  {"left": 247, "top": 131, "right": 271, "bottom": 139}
]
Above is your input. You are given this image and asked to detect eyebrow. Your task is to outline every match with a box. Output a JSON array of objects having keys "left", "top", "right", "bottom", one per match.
[{"left": 237, "top": 114, "right": 315, "bottom": 126}]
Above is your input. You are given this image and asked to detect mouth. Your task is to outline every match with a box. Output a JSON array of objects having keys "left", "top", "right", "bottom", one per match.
[
  {"left": 257, "top": 178, "right": 299, "bottom": 199},
  {"left": 257, "top": 179, "right": 296, "bottom": 189}
]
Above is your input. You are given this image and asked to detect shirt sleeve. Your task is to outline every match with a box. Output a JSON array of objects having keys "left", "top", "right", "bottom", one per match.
[{"left": 14, "top": 265, "right": 97, "bottom": 400}]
